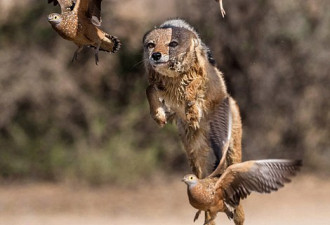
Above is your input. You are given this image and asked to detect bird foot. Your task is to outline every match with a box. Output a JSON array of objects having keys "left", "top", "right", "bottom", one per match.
[
  {"left": 194, "top": 210, "right": 201, "bottom": 222},
  {"left": 94, "top": 53, "right": 99, "bottom": 65},
  {"left": 72, "top": 52, "right": 78, "bottom": 62},
  {"left": 94, "top": 42, "right": 101, "bottom": 65},
  {"left": 72, "top": 46, "right": 83, "bottom": 63}
]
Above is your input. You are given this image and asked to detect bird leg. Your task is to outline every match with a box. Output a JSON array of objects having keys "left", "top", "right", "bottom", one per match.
[
  {"left": 194, "top": 210, "right": 201, "bottom": 222},
  {"left": 94, "top": 41, "right": 101, "bottom": 65},
  {"left": 72, "top": 46, "right": 84, "bottom": 62}
]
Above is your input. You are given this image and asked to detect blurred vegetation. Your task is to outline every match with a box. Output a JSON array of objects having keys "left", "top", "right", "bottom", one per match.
[{"left": 0, "top": 0, "right": 329, "bottom": 185}]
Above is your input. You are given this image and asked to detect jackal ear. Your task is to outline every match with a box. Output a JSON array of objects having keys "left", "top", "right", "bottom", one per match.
[
  {"left": 191, "top": 31, "right": 201, "bottom": 48},
  {"left": 191, "top": 33, "right": 201, "bottom": 47},
  {"left": 193, "top": 38, "right": 200, "bottom": 47}
]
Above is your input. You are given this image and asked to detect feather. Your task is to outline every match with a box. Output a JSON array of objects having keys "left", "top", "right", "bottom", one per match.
[
  {"left": 47, "top": 0, "right": 75, "bottom": 13},
  {"left": 208, "top": 97, "right": 232, "bottom": 177},
  {"left": 216, "top": 159, "right": 302, "bottom": 207}
]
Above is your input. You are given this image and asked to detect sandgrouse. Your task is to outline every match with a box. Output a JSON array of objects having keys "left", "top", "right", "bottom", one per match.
[{"left": 47, "top": 0, "right": 121, "bottom": 64}]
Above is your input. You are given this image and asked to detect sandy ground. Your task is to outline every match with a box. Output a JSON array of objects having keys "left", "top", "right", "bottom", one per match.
[{"left": 0, "top": 174, "right": 329, "bottom": 225}]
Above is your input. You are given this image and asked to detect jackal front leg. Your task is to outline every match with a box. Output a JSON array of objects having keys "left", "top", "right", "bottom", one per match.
[
  {"left": 146, "top": 85, "right": 168, "bottom": 127},
  {"left": 185, "top": 77, "right": 204, "bottom": 129}
]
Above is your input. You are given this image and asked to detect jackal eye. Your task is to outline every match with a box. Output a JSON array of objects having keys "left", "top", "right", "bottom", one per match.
[
  {"left": 146, "top": 42, "right": 155, "bottom": 49},
  {"left": 169, "top": 41, "right": 178, "bottom": 48}
]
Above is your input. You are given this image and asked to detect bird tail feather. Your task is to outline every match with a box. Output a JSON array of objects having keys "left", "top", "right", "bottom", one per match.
[
  {"left": 89, "top": 29, "right": 121, "bottom": 53},
  {"left": 99, "top": 33, "right": 121, "bottom": 53}
]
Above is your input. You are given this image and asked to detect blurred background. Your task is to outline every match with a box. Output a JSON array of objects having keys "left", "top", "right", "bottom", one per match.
[{"left": 0, "top": 0, "right": 329, "bottom": 224}]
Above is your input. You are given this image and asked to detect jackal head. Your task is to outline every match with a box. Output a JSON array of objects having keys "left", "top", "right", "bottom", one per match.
[{"left": 143, "top": 19, "right": 204, "bottom": 78}]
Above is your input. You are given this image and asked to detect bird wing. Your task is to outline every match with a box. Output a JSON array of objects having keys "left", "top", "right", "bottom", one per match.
[
  {"left": 47, "top": 0, "right": 76, "bottom": 13},
  {"left": 74, "top": 0, "right": 103, "bottom": 26},
  {"left": 216, "top": 159, "right": 302, "bottom": 207},
  {"left": 208, "top": 97, "right": 232, "bottom": 177}
]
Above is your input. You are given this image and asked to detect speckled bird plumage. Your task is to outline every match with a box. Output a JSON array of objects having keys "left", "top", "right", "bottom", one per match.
[
  {"left": 183, "top": 159, "right": 302, "bottom": 225},
  {"left": 184, "top": 175, "right": 219, "bottom": 211},
  {"left": 47, "top": 0, "right": 121, "bottom": 64}
]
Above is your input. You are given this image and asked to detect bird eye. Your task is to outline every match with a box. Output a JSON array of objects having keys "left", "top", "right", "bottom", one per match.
[
  {"left": 54, "top": 16, "right": 57, "bottom": 19},
  {"left": 146, "top": 42, "right": 155, "bottom": 49},
  {"left": 169, "top": 41, "right": 178, "bottom": 48},
  {"left": 189, "top": 176, "right": 193, "bottom": 180}
]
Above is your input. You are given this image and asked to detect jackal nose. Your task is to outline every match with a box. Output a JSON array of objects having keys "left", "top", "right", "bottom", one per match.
[{"left": 151, "top": 52, "right": 162, "bottom": 61}]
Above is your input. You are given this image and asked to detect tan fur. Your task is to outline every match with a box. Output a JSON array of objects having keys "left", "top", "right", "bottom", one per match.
[
  {"left": 143, "top": 19, "right": 244, "bottom": 224},
  {"left": 233, "top": 204, "right": 245, "bottom": 225}
]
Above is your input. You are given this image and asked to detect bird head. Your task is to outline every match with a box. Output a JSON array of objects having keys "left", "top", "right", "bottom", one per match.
[
  {"left": 48, "top": 13, "right": 62, "bottom": 25},
  {"left": 182, "top": 174, "right": 198, "bottom": 187}
]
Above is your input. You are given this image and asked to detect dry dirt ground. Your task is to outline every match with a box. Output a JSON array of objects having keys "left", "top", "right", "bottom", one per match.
[{"left": 0, "top": 174, "right": 329, "bottom": 225}]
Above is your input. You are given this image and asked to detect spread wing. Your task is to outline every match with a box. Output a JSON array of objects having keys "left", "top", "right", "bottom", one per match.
[
  {"left": 208, "top": 97, "right": 232, "bottom": 177},
  {"left": 47, "top": 0, "right": 76, "bottom": 13},
  {"left": 216, "top": 159, "right": 302, "bottom": 207},
  {"left": 75, "top": 0, "right": 103, "bottom": 26}
]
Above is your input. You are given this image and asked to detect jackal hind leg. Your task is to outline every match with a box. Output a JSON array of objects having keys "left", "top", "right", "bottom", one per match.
[
  {"left": 204, "top": 211, "right": 217, "bottom": 225},
  {"left": 233, "top": 203, "right": 245, "bottom": 225},
  {"left": 185, "top": 77, "right": 204, "bottom": 129}
]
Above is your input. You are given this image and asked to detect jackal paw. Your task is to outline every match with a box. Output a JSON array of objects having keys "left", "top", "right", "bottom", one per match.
[{"left": 152, "top": 107, "right": 167, "bottom": 127}]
